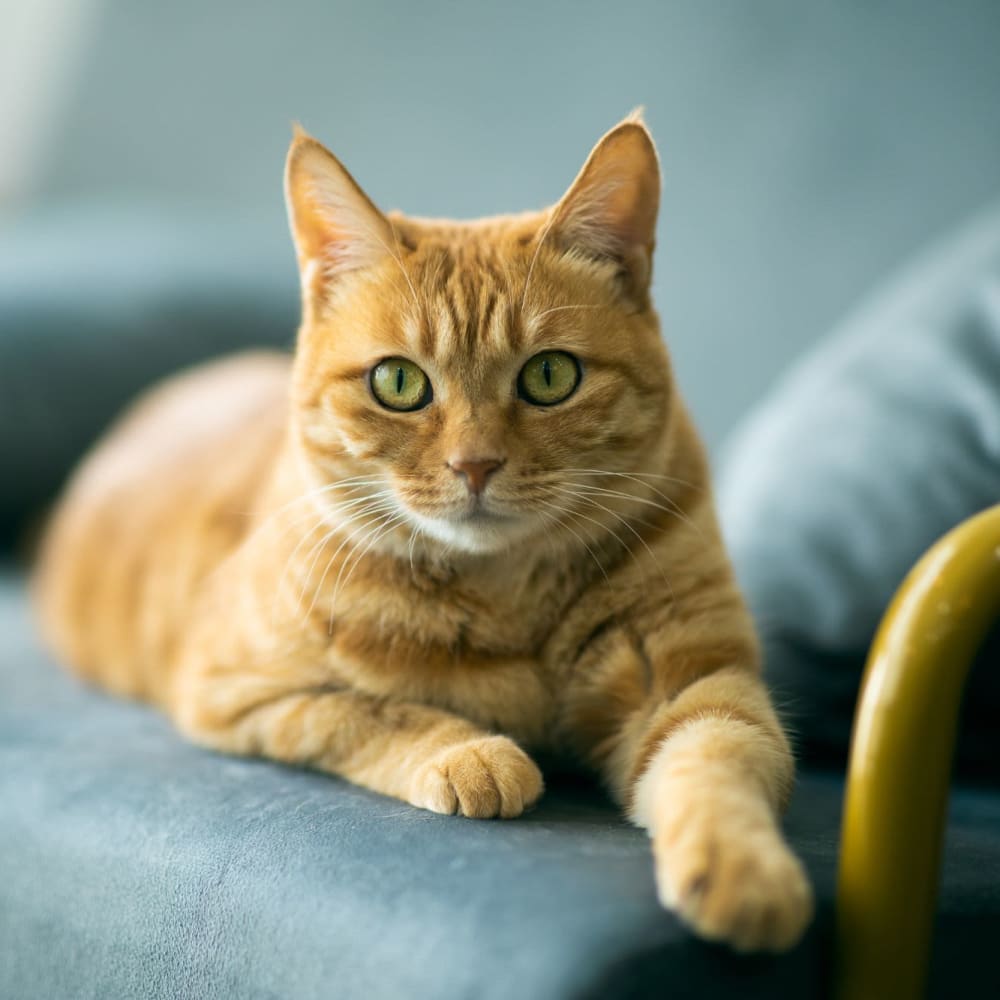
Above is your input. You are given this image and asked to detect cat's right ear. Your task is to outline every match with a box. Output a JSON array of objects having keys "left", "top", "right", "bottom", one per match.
[
  {"left": 548, "top": 113, "right": 661, "bottom": 305},
  {"left": 285, "top": 126, "right": 395, "bottom": 308}
]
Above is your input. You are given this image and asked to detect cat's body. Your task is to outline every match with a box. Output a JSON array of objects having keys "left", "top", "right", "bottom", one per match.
[{"left": 35, "top": 117, "right": 813, "bottom": 952}]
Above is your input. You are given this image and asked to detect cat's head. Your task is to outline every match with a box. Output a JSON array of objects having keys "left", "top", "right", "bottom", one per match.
[{"left": 286, "top": 115, "right": 674, "bottom": 556}]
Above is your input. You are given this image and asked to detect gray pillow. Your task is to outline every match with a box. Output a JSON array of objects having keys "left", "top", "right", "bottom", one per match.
[
  {"left": 718, "top": 201, "right": 1000, "bottom": 777},
  {"left": 0, "top": 203, "right": 299, "bottom": 546}
]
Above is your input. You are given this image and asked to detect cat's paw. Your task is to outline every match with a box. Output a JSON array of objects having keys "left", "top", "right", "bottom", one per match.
[
  {"left": 410, "top": 735, "right": 544, "bottom": 819},
  {"left": 653, "top": 820, "right": 814, "bottom": 953}
]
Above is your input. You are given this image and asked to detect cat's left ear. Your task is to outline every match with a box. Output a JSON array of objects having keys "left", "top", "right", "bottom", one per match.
[
  {"left": 550, "top": 112, "right": 661, "bottom": 302},
  {"left": 285, "top": 125, "right": 396, "bottom": 308}
]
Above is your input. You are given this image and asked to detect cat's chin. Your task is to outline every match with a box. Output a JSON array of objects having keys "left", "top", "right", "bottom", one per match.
[{"left": 407, "top": 509, "right": 543, "bottom": 556}]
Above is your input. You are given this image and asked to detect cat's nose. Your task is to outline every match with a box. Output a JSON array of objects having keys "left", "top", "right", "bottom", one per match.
[{"left": 448, "top": 457, "right": 504, "bottom": 496}]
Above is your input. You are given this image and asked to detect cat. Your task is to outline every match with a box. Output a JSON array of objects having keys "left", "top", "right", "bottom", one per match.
[{"left": 34, "top": 113, "right": 813, "bottom": 952}]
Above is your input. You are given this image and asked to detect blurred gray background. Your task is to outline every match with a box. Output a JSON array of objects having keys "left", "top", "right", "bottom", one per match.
[{"left": 3, "top": 0, "right": 1000, "bottom": 449}]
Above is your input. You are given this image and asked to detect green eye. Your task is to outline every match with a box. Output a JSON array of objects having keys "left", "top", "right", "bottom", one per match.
[
  {"left": 517, "top": 351, "right": 581, "bottom": 406},
  {"left": 370, "top": 358, "right": 432, "bottom": 411}
]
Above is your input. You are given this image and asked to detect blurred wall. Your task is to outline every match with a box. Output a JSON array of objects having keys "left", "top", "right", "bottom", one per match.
[
  {"left": 22, "top": 0, "right": 1000, "bottom": 448},
  {"left": 0, "top": 0, "right": 97, "bottom": 203}
]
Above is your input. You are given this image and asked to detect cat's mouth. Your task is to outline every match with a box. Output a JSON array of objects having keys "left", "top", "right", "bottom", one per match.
[
  {"left": 456, "top": 506, "right": 509, "bottom": 525},
  {"left": 402, "top": 495, "right": 541, "bottom": 554}
]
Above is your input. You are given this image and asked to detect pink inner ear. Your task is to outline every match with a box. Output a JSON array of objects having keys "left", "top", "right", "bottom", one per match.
[
  {"left": 287, "top": 140, "right": 394, "bottom": 283},
  {"left": 554, "top": 126, "right": 660, "bottom": 268}
]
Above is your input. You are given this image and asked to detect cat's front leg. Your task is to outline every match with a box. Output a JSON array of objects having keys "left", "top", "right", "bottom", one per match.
[
  {"left": 170, "top": 660, "right": 543, "bottom": 819},
  {"left": 562, "top": 633, "right": 813, "bottom": 952},
  {"left": 629, "top": 670, "right": 813, "bottom": 952}
]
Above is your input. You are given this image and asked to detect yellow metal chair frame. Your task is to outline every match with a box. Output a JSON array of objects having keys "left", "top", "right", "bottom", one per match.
[{"left": 834, "top": 505, "right": 1000, "bottom": 999}]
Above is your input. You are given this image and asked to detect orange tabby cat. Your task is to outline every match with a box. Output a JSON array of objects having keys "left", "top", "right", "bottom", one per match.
[{"left": 34, "top": 114, "right": 813, "bottom": 952}]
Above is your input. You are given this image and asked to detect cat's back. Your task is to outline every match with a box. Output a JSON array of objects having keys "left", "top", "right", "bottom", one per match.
[{"left": 34, "top": 351, "right": 291, "bottom": 701}]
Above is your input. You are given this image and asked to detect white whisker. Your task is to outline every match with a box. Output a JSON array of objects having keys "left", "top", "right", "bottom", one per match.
[
  {"left": 534, "top": 498, "right": 612, "bottom": 585},
  {"left": 531, "top": 303, "right": 603, "bottom": 323},
  {"left": 520, "top": 208, "right": 559, "bottom": 315},
  {"left": 328, "top": 511, "right": 408, "bottom": 632},
  {"left": 561, "top": 480, "right": 705, "bottom": 543},
  {"left": 271, "top": 514, "right": 330, "bottom": 626},
  {"left": 569, "top": 492, "right": 675, "bottom": 601},
  {"left": 407, "top": 522, "right": 425, "bottom": 577},
  {"left": 377, "top": 226, "right": 422, "bottom": 316},
  {"left": 294, "top": 497, "right": 398, "bottom": 612},
  {"left": 301, "top": 503, "right": 399, "bottom": 622},
  {"left": 237, "top": 476, "right": 387, "bottom": 552},
  {"left": 271, "top": 489, "right": 396, "bottom": 620},
  {"left": 562, "top": 468, "right": 702, "bottom": 490}
]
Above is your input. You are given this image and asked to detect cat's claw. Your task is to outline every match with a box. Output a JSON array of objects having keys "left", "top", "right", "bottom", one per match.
[
  {"left": 410, "top": 735, "right": 544, "bottom": 819},
  {"left": 654, "top": 822, "right": 814, "bottom": 953}
]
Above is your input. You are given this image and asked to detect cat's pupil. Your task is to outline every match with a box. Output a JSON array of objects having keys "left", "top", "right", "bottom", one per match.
[
  {"left": 395, "top": 367, "right": 405, "bottom": 394},
  {"left": 542, "top": 358, "right": 552, "bottom": 386}
]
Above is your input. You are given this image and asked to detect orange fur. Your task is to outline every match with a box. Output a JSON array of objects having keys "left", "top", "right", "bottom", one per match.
[{"left": 34, "top": 116, "right": 812, "bottom": 952}]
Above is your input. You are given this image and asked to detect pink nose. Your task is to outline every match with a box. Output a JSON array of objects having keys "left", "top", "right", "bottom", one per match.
[{"left": 448, "top": 457, "right": 504, "bottom": 496}]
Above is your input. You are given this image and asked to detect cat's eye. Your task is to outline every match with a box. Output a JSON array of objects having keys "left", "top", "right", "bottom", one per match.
[
  {"left": 517, "top": 351, "right": 581, "bottom": 406},
  {"left": 370, "top": 358, "right": 432, "bottom": 411}
]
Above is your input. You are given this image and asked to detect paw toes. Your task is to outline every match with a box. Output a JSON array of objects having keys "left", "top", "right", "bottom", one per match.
[
  {"left": 656, "top": 829, "right": 814, "bottom": 953},
  {"left": 412, "top": 736, "right": 543, "bottom": 820},
  {"left": 412, "top": 766, "right": 459, "bottom": 815},
  {"left": 449, "top": 749, "right": 502, "bottom": 818}
]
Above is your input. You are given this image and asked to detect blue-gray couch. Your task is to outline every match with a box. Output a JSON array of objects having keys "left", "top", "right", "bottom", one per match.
[{"left": 3, "top": 201, "right": 1000, "bottom": 998}]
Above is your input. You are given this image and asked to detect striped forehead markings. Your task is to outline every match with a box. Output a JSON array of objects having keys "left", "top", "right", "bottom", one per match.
[{"left": 415, "top": 258, "right": 516, "bottom": 358}]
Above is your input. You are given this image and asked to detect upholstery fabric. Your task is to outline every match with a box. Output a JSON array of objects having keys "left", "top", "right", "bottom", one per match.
[
  {"left": 3, "top": 570, "right": 1000, "bottom": 998},
  {"left": 0, "top": 205, "right": 297, "bottom": 545},
  {"left": 4, "top": 179, "right": 1000, "bottom": 998},
  {"left": 2, "top": 570, "right": 829, "bottom": 999},
  {"left": 718, "top": 203, "right": 1000, "bottom": 776}
]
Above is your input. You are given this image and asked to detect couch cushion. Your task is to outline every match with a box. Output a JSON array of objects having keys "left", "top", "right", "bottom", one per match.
[
  {"left": 717, "top": 201, "right": 1000, "bottom": 778},
  {"left": 2, "top": 568, "right": 827, "bottom": 999},
  {"left": 0, "top": 204, "right": 298, "bottom": 546},
  {"left": 3, "top": 569, "right": 1000, "bottom": 998}
]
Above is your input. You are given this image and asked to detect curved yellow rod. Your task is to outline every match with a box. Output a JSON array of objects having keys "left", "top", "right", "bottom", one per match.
[{"left": 834, "top": 504, "right": 1000, "bottom": 1000}]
